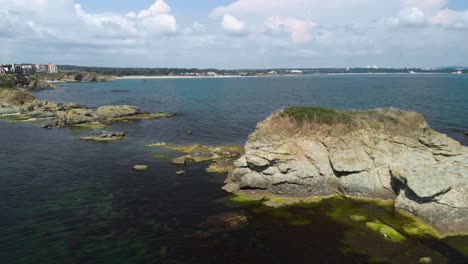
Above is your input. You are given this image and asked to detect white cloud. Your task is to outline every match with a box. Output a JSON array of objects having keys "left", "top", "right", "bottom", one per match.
[
  {"left": 384, "top": 7, "right": 426, "bottom": 26},
  {"left": 137, "top": 0, "right": 171, "bottom": 18},
  {"left": 222, "top": 15, "right": 247, "bottom": 35},
  {"left": 402, "top": 0, "right": 447, "bottom": 13},
  {"left": 140, "top": 14, "right": 177, "bottom": 34},
  {"left": 431, "top": 9, "right": 468, "bottom": 28},
  {"left": 399, "top": 8, "right": 426, "bottom": 25},
  {"left": 265, "top": 16, "right": 316, "bottom": 43}
]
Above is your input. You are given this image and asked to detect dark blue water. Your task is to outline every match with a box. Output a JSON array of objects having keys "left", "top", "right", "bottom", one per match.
[{"left": 1, "top": 75, "right": 467, "bottom": 263}]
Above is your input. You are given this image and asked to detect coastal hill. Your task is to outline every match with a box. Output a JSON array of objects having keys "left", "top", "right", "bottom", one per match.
[{"left": 224, "top": 107, "right": 468, "bottom": 237}]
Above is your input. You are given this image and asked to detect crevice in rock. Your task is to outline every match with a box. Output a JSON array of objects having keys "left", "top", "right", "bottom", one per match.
[
  {"left": 248, "top": 165, "right": 270, "bottom": 173},
  {"left": 376, "top": 167, "right": 395, "bottom": 194},
  {"left": 239, "top": 186, "right": 268, "bottom": 191},
  {"left": 272, "top": 181, "right": 303, "bottom": 187},
  {"left": 328, "top": 159, "right": 358, "bottom": 178}
]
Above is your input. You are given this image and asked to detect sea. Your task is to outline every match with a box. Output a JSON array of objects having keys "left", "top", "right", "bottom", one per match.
[{"left": 1, "top": 74, "right": 467, "bottom": 263}]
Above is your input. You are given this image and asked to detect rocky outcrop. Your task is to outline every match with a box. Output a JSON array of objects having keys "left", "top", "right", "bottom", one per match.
[
  {"left": 0, "top": 88, "right": 35, "bottom": 115},
  {"left": 167, "top": 145, "right": 241, "bottom": 173},
  {"left": 80, "top": 131, "right": 126, "bottom": 142},
  {"left": 224, "top": 107, "right": 468, "bottom": 237},
  {"left": 27, "top": 80, "right": 55, "bottom": 91},
  {"left": 18, "top": 100, "right": 175, "bottom": 128}
]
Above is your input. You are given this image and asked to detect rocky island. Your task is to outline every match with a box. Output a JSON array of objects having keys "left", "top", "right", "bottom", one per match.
[
  {"left": 0, "top": 88, "right": 175, "bottom": 128},
  {"left": 224, "top": 107, "right": 468, "bottom": 237}
]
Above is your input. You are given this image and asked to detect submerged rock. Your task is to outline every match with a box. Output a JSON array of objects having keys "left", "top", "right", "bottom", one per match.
[
  {"left": 419, "top": 257, "right": 432, "bottom": 264},
  {"left": 193, "top": 212, "right": 248, "bottom": 238},
  {"left": 463, "top": 130, "right": 468, "bottom": 136},
  {"left": 224, "top": 107, "right": 468, "bottom": 237},
  {"left": 80, "top": 131, "right": 126, "bottom": 142},
  {"left": 133, "top": 165, "right": 149, "bottom": 171}
]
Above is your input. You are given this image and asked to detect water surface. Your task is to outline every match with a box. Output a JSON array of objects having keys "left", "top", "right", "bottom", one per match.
[{"left": 1, "top": 75, "right": 467, "bottom": 263}]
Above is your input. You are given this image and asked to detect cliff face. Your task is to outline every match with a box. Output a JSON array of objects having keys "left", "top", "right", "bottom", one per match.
[{"left": 224, "top": 108, "right": 468, "bottom": 237}]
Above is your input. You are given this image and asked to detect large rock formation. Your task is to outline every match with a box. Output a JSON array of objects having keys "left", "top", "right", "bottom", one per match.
[{"left": 224, "top": 107, "right": 468, "bottom": 237}]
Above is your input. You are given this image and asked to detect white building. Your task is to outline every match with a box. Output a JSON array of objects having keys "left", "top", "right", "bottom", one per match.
[
  {"left": 1, "top": 64, "right": 15, "bottom": 74},
  {"left": 47, "top": 64, "right": 59, "bottom": 73},
  {"left": 33, "top": 64, "right": 58, "bottom": 73},
  {"left": 290, "top": 70, "right": 303, "bottom": 74}
]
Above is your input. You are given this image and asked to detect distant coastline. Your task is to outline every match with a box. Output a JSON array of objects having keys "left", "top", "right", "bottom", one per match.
[
  {"left": 116, "top": 75, "right": 262, "bottom": 80},
  {"left": 116, "top": 72, "right": 465, "bottom": 80}
]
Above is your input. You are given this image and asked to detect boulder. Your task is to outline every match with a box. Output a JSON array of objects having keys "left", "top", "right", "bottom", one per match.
[
  {"left": 172, "top": 157, "right": 187, "bottom": 165},
  {"left": 96, "top": 105, "right": 141, "bottom": 119},
  {"left": 224, "top": 107, "right": 468, "bottom": 237}
]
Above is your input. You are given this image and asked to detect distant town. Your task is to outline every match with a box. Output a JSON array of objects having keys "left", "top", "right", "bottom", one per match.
[{"left": 0, "top": 64, "right": 59, "bottom": 76}]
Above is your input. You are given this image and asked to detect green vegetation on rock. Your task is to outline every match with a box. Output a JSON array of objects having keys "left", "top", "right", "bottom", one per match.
[
  {"left": 350, "top": 215, "right": 368, "bottom": 222},
  {"left": 366, "top": 221, "right": 406, "bottom": 243},
  {"left": 278, "top": 107, "right": 426, "bottom": 136},
  {"left": 69, "top": 122, "right": 109, "bottom": 130},
  {"left": 282, "top": 107, "right": 353, "bottom": 125},
  {"left": 0, "top": 75, "right": 16, "bottom": 88},
  {"left": 230, "top": 194, "right": 264, "bottom": 203}
]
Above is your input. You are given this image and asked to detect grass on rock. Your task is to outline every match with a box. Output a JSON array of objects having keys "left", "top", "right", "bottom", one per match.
[
  {"left": 277, "top": 106, "right": 427, "bottom": 136},
  {"left": 282, "top": 107, "right": 353, "bottom": 125}
]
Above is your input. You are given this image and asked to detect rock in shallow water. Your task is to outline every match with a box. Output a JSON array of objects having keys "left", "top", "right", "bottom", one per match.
[
  {"left": 193, "top": 212, "right": 248, "bottom": 238},
  {"left": 133, "top": 165, "right": 149, "bottom": 171},
  {"left": 171, "top": 157, "right": 187, "bottom": 165},
  {"left": 80, "top": 131, "right": 126, "bottom": 142},
  {"left": 224, "top": 107, "right": 468, "bottom": 237}
]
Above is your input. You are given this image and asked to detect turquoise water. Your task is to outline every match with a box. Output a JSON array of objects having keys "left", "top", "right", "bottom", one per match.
[{"left": 1, "top": 75, "right": 467, "bottom": 263}]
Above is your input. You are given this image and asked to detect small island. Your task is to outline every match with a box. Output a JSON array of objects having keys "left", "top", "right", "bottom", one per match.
[{"left": 224, "top": 107, "right": 468, "bottom": 237}]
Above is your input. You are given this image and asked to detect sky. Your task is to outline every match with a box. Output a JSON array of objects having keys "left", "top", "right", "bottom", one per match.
[{"left": 1, "top": 0, "right": 468, "bottom": 69}]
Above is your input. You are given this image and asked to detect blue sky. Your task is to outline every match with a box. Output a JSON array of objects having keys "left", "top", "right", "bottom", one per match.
[{"left": 1, "top": 0, "right": 468, "bottom": 68}]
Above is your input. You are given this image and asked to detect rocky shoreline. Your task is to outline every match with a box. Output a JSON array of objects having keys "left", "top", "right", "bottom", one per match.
[{"left": 224, "top": 107, "right": 468, "bottom": 237}]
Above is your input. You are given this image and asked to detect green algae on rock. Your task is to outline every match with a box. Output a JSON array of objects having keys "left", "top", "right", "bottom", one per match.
[
  {"left": 69, "top": 122, "right": 109, "bottom": 130},
  {"left": 230, "top": 194, "right": 264, "bottom": 203},
  {"left": 350, "top": 215, "right": 368, "bottom": 222},
  {"left": 366, "top": 221, "right": 406, "bottom": 243}
]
